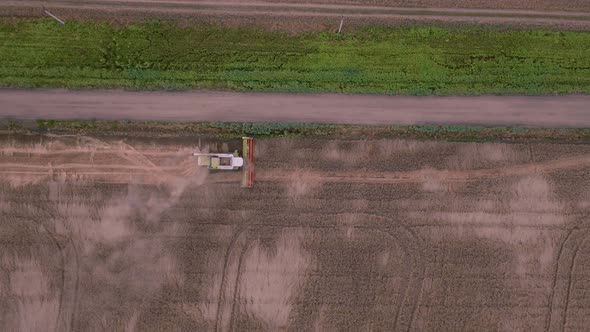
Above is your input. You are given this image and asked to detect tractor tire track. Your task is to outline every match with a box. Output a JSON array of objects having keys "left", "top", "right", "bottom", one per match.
[
  {"left": 545, "top": 213, "right": 590, "bottom": 332},
  {"left": 358, "top": 226, "right": 392, "bottom": 331},
  {"left": 545, "top": 228, "right": 576, "bottom": 332},
  {"left": 381, "top": 227, "right": 415, "bottom": 331},
  {"left": 66, "top": 237, "right": 81, "bottom": 332},
  {"left": 216, "top": 217, "right": 415, "bottom": 331},
  {"left": 18, "top": 215, "right": 67, "bottom": 332},
  {"left": 228, "top": 236, "right": 256, "bottom": 332},
  {"left": 115, "top": 141, "right": 162, "bottom": 171},
  {"left": 403, "top": 226, "right": 427, "bottom": 332},
  {"left": 363, "top": 247, "right": 377, "bottom": 331},
  {"left": 214, "top": 226, "right": 248, "bottom": 332},
  {"left": 371, "top": 212, "right": 426, "bottom": 332},
  {"left": 43, "top": 206, "right": 81, "bottom": 332},
  {"left": 562, "top": 231, "right": 590, "bottom": 331}
]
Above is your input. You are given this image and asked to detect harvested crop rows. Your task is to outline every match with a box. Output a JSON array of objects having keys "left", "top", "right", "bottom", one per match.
[{"left": 2, "top": 135, "right": 590, "bottom": 331}]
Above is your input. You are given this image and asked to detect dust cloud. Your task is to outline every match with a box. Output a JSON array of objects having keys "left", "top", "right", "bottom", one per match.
[
  {"left": 0, "top": 137, "right": 210, "bottom": 331},
  {"left": 446, "top": 143, "right": 523, "bottom": 170},
  {"left": 287, "top": 170, "right": 322, "bottom": 199},
  {"left": 3, "top": 256, "right": 60, "bottom": 332}
]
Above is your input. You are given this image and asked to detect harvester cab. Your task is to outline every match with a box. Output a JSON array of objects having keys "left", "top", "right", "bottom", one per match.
[{"left": 193, "top": 137, "right": 254, "bottom": 187}]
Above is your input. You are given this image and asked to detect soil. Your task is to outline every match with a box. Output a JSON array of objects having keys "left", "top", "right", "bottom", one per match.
[
  {"left": 1, "top": 134, "right": 590, "bottom": 331},
  {"left": 3, "top": 90, "right": 590, "bottom": 128},
  {"left": 2, "top": 0, "right": 590, "bottom": 31}
]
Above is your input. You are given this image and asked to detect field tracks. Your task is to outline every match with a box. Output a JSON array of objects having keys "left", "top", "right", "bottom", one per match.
[
  {"left": 214, "top": 227, "right": 244, "bottom": 332},
  {"left": 403, "top": 227, "right": 427, "bottom": 332},
  {"left": 11, "top": 205, "right": 74, "bottom": 332},
  {"left": 372, "top": 213, "right": 427, "bottom": 332},
  {"left": 66, "top": 237, "right": 81, "bottom": 332},
  {"left": 562, "top": 231, "right": 590, "bottom": 331},
  {"left": 4, "top": 191, "right": 85, "bottom": 332},
  {"left": 545, "top": 214, "right": 590, "bottom": 332},
  {"left": 46, "top": 205, "right": 82, "bottom": 332},
  {"left": 545, "top": 228, "right": 575, "bottom": 332},
  {"left": 115, "top": 141, "right": 161, "bottom": 171},
  {"left": 21, "top": 214, "right": 68, "bottom": 332},
  {"left": 212, "top": 225, "right": 258, "bottom": 332},
  {"left": 228, "top": 236, "right": 256, "bottom": 332},
  {"left": 212, "top": 219, "right": 426, "bottom": 331}
]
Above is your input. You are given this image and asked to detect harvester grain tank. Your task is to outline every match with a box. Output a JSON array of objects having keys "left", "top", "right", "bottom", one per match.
[{"left": 192, "top": 151, "right": 243, "bottom": 170}]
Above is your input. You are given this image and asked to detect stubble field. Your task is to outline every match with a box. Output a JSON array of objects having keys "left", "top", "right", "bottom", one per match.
[{"left": 1, "top": 134, "right": 590, "bottom": 331}]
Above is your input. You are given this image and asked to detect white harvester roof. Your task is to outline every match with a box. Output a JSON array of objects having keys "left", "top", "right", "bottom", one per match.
[{"left": 232, "top": 157, "right": 244, "bottom": 167}]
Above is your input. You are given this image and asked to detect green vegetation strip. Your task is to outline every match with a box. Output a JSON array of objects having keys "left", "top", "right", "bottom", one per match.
[
  {"left": 0, "top": 119, "right": 585, "bottom": 142},
  {"left": 1, "top": 19, "right": 590, "bottom": 94}
]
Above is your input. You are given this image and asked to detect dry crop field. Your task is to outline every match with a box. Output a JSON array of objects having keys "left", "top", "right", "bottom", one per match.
[{"left": 1, "top": 134, "right": 590, "bottom": 331}]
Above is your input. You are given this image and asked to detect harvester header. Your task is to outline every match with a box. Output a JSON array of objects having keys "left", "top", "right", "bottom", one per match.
[{"left": 241, "top": 137, "right": 254, "bottom": 188}]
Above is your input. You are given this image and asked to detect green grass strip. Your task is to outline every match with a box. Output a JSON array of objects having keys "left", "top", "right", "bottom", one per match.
[
  {"left": 1, "top": 19, "right": 590, "bottom": 94},
  {"left": 2, "top": 119, "right": 585, "bottom": 142}
]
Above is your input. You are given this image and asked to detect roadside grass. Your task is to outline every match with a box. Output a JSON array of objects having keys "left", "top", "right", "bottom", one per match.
[
  {"left": 4, "top": 119, "right": 587, "bottom": 142},
  {"left": 1, "top": 19, "right": 590, "bottom": 94}
]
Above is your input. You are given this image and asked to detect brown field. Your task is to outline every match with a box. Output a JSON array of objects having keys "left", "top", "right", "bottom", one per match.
[
  {"left": 3, "top": 0, "right": 590, "bottom": 31},
  {"left": 2, "top": 133, "right": 590, "bottom": 331}
]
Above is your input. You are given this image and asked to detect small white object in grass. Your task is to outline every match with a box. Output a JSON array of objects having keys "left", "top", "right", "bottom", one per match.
[
  {"left": 43, "top": 9, "right": 65, "bottom": 25},
  {"left": 338, "top": 16, "right": 344, "bottom": 34}
]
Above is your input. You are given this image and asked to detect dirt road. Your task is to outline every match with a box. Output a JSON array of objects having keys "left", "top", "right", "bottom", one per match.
[
  {"left": 2, "top": 135, "right": 590, "bottom": 331},
  {"left": 3, "top": 0, "right": 590, "bottom": 30},
  {"left": 2, "top": 89, "right": 590, "bottom": 127}
]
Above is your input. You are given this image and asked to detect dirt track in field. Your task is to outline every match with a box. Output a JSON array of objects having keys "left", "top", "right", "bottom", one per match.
[
  {"left": 3, "top": 90, "right": 590, "bottom": 128},
  {"left": 2, "top": 134, "right": 590, "bottom": 331},
  {"left": 3, "top": 0, "right": 590, "bottom": 30},
  {"left": 4, "top": 153, "right": 590, "bottom": 185}
]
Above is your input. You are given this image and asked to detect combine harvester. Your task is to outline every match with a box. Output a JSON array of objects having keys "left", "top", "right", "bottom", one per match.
[{"left": 193, "top": 137, "right": 254, "bottom": 187}]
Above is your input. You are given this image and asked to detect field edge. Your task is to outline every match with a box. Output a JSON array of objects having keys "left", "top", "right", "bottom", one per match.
[{"left": 3, "top": 119, "right": 590, "bottom": 142}]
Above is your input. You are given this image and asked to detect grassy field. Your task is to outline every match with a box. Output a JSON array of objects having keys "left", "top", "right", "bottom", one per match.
[{"left": 1, "top": 19, "right": 590, "bottom": 94}]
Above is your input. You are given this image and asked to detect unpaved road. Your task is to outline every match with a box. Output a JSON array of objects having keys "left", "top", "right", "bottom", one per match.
[
  {"left": 2, "top": 89, "right": 590, "bottom": 127},
  {"left": 2, "top": 135, "right": 590, "bottom": 331},
  {"left": 3, "top": 0, "right": 590, "bottom": 30}
]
